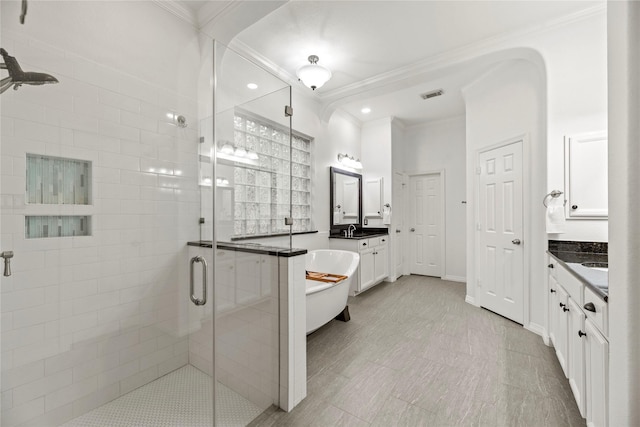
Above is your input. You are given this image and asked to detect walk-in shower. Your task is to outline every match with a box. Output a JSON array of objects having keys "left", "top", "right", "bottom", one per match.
[{"left": 0, "top": 1, "right": 294, "bottom": 426}]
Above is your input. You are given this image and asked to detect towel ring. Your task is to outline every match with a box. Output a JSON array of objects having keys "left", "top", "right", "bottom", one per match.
[{"left": 543, "top": 190, "right": 566, "bottom": 208}]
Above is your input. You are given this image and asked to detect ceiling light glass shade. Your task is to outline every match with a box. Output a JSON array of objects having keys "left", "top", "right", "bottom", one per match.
[{"left": 297, "top": 55, "right": 332, "bottom": 90}]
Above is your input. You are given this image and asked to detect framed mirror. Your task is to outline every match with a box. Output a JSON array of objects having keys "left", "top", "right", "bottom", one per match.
[{"left": 330, "top": 166, "right": 362, "bottom": 229}]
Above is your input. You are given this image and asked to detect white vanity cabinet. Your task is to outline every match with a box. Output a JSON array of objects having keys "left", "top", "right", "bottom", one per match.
[
  {"left": 330, "top": 236, "right": 389, "bottom": 295},
  {"left": 568, "top": 297, "right": 586, "bottom": 415},
  {"left": 585, "top": 317, "right": 608, "bottom": 427},
  {"left": 547, "top": 254, "right": 609, "bottom": 426}
]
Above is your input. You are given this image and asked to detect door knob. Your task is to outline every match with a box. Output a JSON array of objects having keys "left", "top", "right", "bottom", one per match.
[
  {"left": 410, "top": 228, "right": 415, "bottom": 232},
  {"left": 512, "top": 239, "right": 521, "bottom": 245},
  {"left": 395, "top": 229, "right": 401, "bottom": 233}
]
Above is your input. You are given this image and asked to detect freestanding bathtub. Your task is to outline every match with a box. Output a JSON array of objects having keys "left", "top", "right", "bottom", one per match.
[{"left": 305, "top": 249, "right": 360, "bottom": 334}]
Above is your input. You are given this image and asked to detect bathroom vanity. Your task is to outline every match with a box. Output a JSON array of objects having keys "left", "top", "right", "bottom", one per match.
[
  {"left": 329, "top": 232, "right": 389, "bottom": 295},
  {"left": 546, "top": 240, "right": 608, "bottom": 427}
]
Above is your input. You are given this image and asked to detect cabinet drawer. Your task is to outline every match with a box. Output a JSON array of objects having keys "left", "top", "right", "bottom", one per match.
[
  {"left": 378, "top": 235, "right": 389, "bottom": 246},
  {"left": 584, "top": 286, "right": 608, "bottom": 337},
  {"left": 548, "top": 257, "right": 559, "bottom": 280},
  {"left": 358, "top": 239, "right": 371, "bottom": 251},
  {"left": 557, "top": 263, "right": 584, "bottom": 306}
]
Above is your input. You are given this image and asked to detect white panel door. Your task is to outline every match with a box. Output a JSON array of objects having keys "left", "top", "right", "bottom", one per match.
[
  {"left": 409, "top": 173, "right": 441, "bottom": 277},
  {"left": 477, "top": 141, "right": 524, "bottom": 323}
]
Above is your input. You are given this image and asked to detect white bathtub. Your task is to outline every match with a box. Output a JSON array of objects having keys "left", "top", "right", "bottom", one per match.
[{"left": 305, "top": 249, "right": 360, "bottom": 334}]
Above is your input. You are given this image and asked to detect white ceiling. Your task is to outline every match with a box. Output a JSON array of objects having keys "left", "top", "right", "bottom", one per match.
[{"left": 183, "top": 0, "right": 603, "bottom": 126}]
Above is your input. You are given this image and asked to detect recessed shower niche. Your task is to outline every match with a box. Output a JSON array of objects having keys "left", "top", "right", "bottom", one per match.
[{"left": 25, "top": 153, "right": 92, "bottom": 238}]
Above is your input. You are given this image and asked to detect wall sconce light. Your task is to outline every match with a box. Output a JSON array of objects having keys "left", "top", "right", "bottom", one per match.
[
  {"left": 337, "top": 153, "right": 362, "bottom": 169},
  {"left": 217, "top": 141, "right": 259, "bottom": 164},
  {"left": 296, "top": 55, "right": 332, "bottom": 90}
]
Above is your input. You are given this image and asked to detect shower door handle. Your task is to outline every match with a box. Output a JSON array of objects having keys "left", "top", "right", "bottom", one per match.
[{"left": 190, "top": 256, "right": 207, "bottom": 306}]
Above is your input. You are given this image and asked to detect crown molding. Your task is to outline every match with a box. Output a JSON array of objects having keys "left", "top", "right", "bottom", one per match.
[
  {"left": 404, "top": 114, "right": 466, "bottom": 132},
  {"left": 152, "top": 0, "right": 198, "bottom": 28},
  {"left": 197, "top": 1, "right": 240, "bottom": 30}
]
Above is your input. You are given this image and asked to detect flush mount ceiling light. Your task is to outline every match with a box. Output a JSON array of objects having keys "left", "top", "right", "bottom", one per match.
[
  {"left": 247, "top": 83, "right": 258, "bottom": 90},
  {"left": 296, "top": 55, "right": 332, "bottom": 91},
  {"left": 337, "top": 153, "right": 362, "bottom": 170},
  {"left": 361, "top": 107, "right": 371, "bottom": 114}
]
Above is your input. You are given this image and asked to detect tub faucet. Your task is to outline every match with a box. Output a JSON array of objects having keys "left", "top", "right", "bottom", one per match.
[{"left": 348, "top": 224, "right": 356, "bottom": 238}]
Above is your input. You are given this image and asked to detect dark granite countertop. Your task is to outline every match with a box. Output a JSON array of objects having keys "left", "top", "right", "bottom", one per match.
[
  {"left": 187, "top": 240, "right": 307, "bottom": 257},
  {"left": 329, "top": 228, "right": 389, "bottom": 240},
  {"left": 329, "top": 232, "right": 389, "bottom": 240},
  {"left": 547, "top": 240, "right": 608, "bottom": 302}
]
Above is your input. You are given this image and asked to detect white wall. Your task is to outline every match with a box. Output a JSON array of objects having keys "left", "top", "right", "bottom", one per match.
[
  {"left": 361, "top": 117, "right": 393, "bottom": 229},
  {"left": 0, "top": 2, "right": 202, "bottom": 425},
  {"left": 403, "top": 116, "right": 467, "bottom": 281},
  {"left": 463, "top": 59, "right": 546, "bottom": 331},
  {"left": 607, "top": 1, "right": 640, "bottom": 425},
  {"left": 539, "top": 11, "right": 608, "bottom": 242}
]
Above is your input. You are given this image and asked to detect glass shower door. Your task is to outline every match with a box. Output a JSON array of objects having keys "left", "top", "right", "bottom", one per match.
[{"left": 205, "top": 40, "right": 293, "bottom": 425}]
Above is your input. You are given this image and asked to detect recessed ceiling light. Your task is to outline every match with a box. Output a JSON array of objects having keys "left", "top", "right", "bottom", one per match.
[
  {"left": 247, "top": 83, "right": 258, "bottom": 90},
  {"left": 361, "top": 107, "right": 371, "bottom": 114}
]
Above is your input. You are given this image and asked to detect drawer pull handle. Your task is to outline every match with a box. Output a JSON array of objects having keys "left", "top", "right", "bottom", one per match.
[
  {"left": 559, "top": 302, "right": 566, "bottom": 308},
  {"left": 583, "top": 302, "right": 596, "bottom": 312},
  {"left": 550, "top": 289, "right": 556, "bottom": 293},
  {"left": 578, "top": 330, "right": 587, "bottom": 338},
  {"left": 563, "top": 307, "right": 570, "bottom": 313},
  {"left": 548, "top": 264, "right": 554, "bottom": 269}
]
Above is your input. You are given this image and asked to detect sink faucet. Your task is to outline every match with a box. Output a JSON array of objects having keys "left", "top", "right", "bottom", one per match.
[{"left": 348, "top": 224, "right": 356, "bottom": 238}]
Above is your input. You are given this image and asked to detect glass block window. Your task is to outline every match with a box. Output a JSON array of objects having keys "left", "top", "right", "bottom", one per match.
[
  {"left": 26, "top": 154, "right": 91, "bottom": 204},
  {"left": 230, "top": 111, "right": 312, "bottom": 236},
  {"left": 25, "top": 216, "right": 91, "bottom": 238}
]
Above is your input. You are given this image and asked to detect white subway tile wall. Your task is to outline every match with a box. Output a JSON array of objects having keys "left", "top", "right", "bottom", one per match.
[{"left": 1, "top": 31, "right": 201, "bottom": 426}]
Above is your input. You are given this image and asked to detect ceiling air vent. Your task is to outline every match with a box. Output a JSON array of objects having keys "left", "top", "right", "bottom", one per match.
[{"left": 420, "top": 89, "right": 444, "bottom": 100}]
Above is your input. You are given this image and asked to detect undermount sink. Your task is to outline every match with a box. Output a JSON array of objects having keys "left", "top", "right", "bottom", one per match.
[{"left": 582, "top": 262, "right": 608, "bottom": 272}]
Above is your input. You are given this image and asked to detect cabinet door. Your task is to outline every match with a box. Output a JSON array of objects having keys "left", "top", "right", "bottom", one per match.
[
  {"left": 360, "top": 248, "right": 375, "bottom": 291},
  {"left": 364, "top": 177, "right": 383, "bottom": 218},
  {"left": 260, "top": 255, "right": 273, "bottom": 297},
  {"left": 374, "top": 241, "right": 388, "bottom": 282},
  {"left": 548, "top": 275, "right": 559, "bottom": 346},
  {"left": 556, "top": 286, "right": 569, "bottom": 377},
  {"left": 565, "top": 132, "right": 608, "bottom": 218},
  {"left": 585, "top": 318, "right": 608, "bottom": 427},
  {"left": 235, "top": 254, "right": 262, "bottom": 305},
  {"left": 215, "top": 252, "right": 236, "bottom": 312},
  {"left": 568, "top": 298, "right": 586, "bottom": 416}
]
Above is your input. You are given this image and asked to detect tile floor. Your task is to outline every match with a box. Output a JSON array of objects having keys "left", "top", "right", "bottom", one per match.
[
  {"left": 62, "top": 365, "right": 262, "bottom": 427},
  {"left": 249, "top": 275, "right": 585, "bottom": 427}
]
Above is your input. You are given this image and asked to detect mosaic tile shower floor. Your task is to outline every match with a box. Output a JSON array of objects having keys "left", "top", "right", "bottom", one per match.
[{"left": 62, "top": 365, "right": 263, "bottom": 427}]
